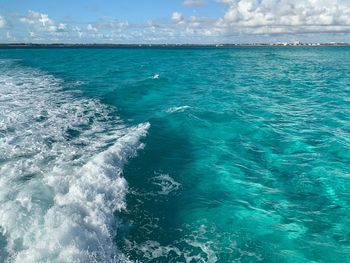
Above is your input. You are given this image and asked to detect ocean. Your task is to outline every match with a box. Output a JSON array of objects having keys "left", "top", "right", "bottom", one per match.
[{"left": 0, "top": 46, "right": 349, "bottom": 262}]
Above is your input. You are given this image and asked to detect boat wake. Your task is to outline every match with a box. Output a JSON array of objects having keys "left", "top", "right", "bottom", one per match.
[{"left": 0, "top": 60, "right": 149, "bottom": 262}]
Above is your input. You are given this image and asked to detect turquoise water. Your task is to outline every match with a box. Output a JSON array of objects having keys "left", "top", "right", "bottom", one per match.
[{"left": 0, "top": 47, "right": 350, "bottom": 262}]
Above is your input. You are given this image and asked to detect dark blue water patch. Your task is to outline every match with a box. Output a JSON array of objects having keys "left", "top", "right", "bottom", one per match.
[{"left": 64, "top": 128, "right": 81, "bottom": 140}]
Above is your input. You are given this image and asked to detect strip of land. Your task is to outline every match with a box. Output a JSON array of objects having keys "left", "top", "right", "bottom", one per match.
[{"left": 0, "top": 42, "right": 349, "bottom": 47}]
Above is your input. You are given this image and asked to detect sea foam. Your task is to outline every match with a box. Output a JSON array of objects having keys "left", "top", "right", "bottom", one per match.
[
  {"left": 166, "top": 106, "right": 191, "bottom": 113},
  {"left": 150, "top": 172, "right": 181, "bottom": 195},
  {"left": 0, "top": 60, "right": 149, "bottom": 262}
]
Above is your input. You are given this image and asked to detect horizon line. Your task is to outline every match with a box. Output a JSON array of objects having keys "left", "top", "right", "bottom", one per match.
[{"left": 1, "top": 42, "right": 350, "bottom": 47}]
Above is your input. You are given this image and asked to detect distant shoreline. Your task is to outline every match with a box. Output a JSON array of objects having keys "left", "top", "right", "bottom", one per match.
[{"left": 0, "top": 43, "right": 350, "bottom": 47}]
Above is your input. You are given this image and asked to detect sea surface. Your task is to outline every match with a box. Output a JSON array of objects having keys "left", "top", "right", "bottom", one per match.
[{"left": 0, "top": 46, "right": 350, "bottom": 262}]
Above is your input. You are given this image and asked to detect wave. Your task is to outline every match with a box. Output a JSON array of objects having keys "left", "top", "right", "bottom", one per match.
[
  {"left": 0, "top": 60, "right": 149, "bottom": 262},
  {"left": 166, "top": 106, "right": 191, "bottom": 113}
]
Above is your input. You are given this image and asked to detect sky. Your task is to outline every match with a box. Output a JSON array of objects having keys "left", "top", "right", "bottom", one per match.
[{"left": 0, "top": 0, "right": 350, "bottom": 44}]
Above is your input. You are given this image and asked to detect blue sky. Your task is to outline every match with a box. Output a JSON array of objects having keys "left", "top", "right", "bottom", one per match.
[
  {"left": 1, "top": 0, "right": 350, "bottom": 43},
  {"left": 1, "top": 1, "right": 223, "bottom": 23}
]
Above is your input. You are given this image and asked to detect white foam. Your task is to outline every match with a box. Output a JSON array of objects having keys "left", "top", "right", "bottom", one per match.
[
  {"left": 123, "top": 225, "right": 218, "bottom": 263},
  {"left": 0, "top": 60, "right": 149, "bottom": 262},
  {"left": 123, "top": 240, "right": 181, "bottom": 261},
  {"left": 166, "top": 106, "right": 191, "bottom": 113},
  {"left": 150, "top": 172, "right": 181, "bottom": 195}
]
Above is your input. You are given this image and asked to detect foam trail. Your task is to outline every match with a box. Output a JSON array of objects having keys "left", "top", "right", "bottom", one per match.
[{"left": 0, "top": 60, "right": 149, "bottom": 262}]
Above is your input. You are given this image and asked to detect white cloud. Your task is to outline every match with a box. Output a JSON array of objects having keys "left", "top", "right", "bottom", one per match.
[
  {"left": 216, "top": 0, "right": 350, "bottom": 34},
  {"left": 183, "top": 0, "right": 206, "bottom": 7},
  {"left": 172, "top": 12, "right": 185, "bottom": 25},
  {"left": 167, "top": 0, "right": 350, "bottom": 39},
  {"left": 0, "top": 16, "right": 8, "bottom": 29},
  {"left": 20, "top": 11, "right": 54, "bottom": 26},
  {"left": 87, "top": 24, "right": 98, "bottom": 32},
  {"left": 94, "top": 20, "right": 129, "bottom": 30},
  {"left": 20, "top": 10, "right": 66, "bottom": 32}
]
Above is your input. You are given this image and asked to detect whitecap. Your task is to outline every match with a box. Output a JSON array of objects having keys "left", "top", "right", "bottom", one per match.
[{"left": 166, "top": 106, "right": 191, "bottom": 113}]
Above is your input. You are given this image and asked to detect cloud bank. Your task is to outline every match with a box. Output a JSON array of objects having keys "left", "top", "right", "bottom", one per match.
[
  {"left": 216, "top": 0, "right": 350, "bottom": 34},
  {"left": 1, "top": 0, "right": 350, "bottom": 43}
]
